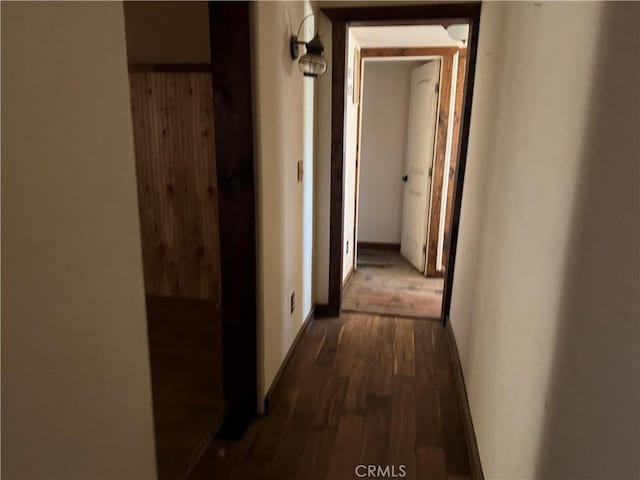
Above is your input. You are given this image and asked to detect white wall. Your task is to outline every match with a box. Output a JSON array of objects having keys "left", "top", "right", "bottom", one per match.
[
  {"left": 313, "top": 11, "right": 332, "bottom": 304},
  {"left": 301, "top": 2, "right": 315, "bottom": 330},
  {"left": 253, "top": 1, "right": 315, "bottom": 401},
  {"left": 450, "top": 2, "right": 640, "bottom": 478},
  {"left": 342, "top": 30, "right": 360, "bottom": 281},
  {"left": 357, "top": 61, "right": 414, "bottom": 244},
  {"left": 1, "top": 2, "right": 157, "bottom": 478}
]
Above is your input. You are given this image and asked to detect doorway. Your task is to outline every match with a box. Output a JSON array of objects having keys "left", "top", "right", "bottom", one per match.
[
  {"left": 124, "top": 2, "right": 258, "bottom": 478},
  {"left": 342, "top": 57, "right": 444, "bottom": 319},
  {"left": 340, "top": 25, "right": 472, "bottom": 320},
  {"left": 321, "top": 5, "right": 480, "bottom": 321}
]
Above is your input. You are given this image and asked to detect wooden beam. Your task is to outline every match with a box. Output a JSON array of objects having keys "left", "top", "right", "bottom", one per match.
[
  {"left": 442, "top": 48, "right": 467, "bottom": 271},
  {"left": 322, "top": 4, "right": 479, "bottom": 24},
  {"left": 208, "top": 0, "right": 258, "bottom": 434},
  {"left": 425, "top": 51, "right": 454, "bottom": 277},
  {"left": 327, "top": 20, "right": 348, "bottom": 318},
  {"left": 361, "top": 47, "right": 458, "bottom": 58}
]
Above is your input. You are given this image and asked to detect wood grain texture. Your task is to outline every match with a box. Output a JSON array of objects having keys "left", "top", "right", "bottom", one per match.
[
  {"left": 343, "top": 249, "right": 444, "bottom": 319},
  {"left": 426, "top": 51, "right": 454, "bottom": 277},
  {"left": 129, "top": 72, "right": 220, "bottom": 300},
  {"left": 361, "top": 46, "right": 458, "bottom": 58},
  {"left": 393, "top": 318, "right": 415, "bottom": 376},
  {"left": 442, "top": 48, "right": 467, "bottom": 271},
  {"left": 209, "top": 0, "right": 258, "bottom": 425},
  {"left": 191, "top": 312, "right": 471, "bottom": 479},
  {"left": 328, "top": 20, "right": 348, "bottom": 317}
]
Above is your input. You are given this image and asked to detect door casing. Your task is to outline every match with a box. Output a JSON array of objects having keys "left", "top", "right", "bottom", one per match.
[{"left": 318, "top": 4, "right": 482, "bottom": 324}]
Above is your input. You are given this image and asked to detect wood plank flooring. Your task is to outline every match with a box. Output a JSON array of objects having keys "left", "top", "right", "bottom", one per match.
[
  {"left": 146, "top": 296, "right": 225, "bottom": 480},
  {"left": 343, "top": 249, "right": 444, "bottom": 319},
  {"left": 191, "top": 313, "right": 470, "bottom": 480}
]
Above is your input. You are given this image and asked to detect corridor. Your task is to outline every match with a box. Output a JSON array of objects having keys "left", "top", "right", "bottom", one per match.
[{"left": 192, "top": 313, "right": 470, "bottom": 479}]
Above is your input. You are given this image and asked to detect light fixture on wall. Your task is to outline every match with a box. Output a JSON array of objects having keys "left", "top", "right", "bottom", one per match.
[
  {"left": 446, "top": 24, "right": 470, "bottom": 45},
  {"left": 290, "top": 13, "right": 327, "bottom": 78}
]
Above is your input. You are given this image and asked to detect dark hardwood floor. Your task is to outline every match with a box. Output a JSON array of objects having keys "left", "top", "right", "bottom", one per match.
[
  {"left": 191, "top": 312, "right": 470, "bottom": 479},
  {"left": 146, "top": 296, "right": 225, "bottom": 480}
]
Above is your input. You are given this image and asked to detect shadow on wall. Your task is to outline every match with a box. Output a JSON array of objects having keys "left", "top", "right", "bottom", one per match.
[
  {"left": 449, "top": 4, "right": 510, "bottom": 374},
  {"left": 254, "top": 0, "right": 308, "bottom": 399},
  {"left": 535, "top": 4, "right": 640, "bottom": 478}
]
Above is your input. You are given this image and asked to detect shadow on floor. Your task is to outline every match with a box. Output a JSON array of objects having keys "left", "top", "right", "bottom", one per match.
[
  {"left": 535, "top": 4, "right": 640, "bottom": 478},
  {"left": 146, "top": 296, "right": 225, "bottom": 479},
  {"left": 191, "top": 312, "right": 469, "bottom": 480}
]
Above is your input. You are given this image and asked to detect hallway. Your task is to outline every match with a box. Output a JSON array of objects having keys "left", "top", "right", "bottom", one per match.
[
  {"left": 343, "top": 249, "right": 444, "bottom": 319},
  {"left": 192, "top": 313, "right": 470, "bottom": 480}
]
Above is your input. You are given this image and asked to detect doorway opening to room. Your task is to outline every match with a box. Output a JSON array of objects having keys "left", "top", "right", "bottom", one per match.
[
  {"left": 321, "top": 6, "right": 479, "bottom": 322},
  {"left": 123, "top": 2, "right": 258, "bottom": 479},
  {"left": 344, "top": 29, "right": 470, "bottom": 320},
  {"left": 346, "top": 56, "right": 441, "bottom": 319}
]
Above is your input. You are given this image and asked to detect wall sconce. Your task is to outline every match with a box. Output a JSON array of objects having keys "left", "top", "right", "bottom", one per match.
[
  {"left": 446, "top": 24, "right": 470, "bottom": 45},
  {"left": 290, "top": 14, "right": 327, "bottom": 78}
]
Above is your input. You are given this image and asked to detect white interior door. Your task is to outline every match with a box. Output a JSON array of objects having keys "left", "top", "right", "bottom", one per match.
[{"left": 400, "top": 60, "right": 441, "bottom": 272}]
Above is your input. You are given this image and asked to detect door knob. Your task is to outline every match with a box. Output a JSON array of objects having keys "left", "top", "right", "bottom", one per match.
[{"left": 402, "top": 175, "right": 408, "bottom": 182}]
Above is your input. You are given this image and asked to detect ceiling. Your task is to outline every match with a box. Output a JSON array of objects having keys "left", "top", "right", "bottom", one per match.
[{"left": 350, "top": 25, "right": 467, "bottom": 48}]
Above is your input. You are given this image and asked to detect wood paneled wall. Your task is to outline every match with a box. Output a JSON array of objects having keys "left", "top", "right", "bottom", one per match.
[{"left": 129, "top": 72, "right": 220, "bottom": 300}]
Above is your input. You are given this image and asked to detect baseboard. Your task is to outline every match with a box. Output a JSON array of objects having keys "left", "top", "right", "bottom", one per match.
[
  {"left": 342, "top": 266, "right": 354, "bottom": 290},
  {"left": 444, "top": 316, "right": 484, "bottom": 480},
  {"left": 263, "top": 306, "right": 315, "bottom": 413},
  {"left": 182, "top": 430, "right": 214, "bottom": 480},
  {"left": 357, "top": 241, "right": 401, "bottom": 251}
]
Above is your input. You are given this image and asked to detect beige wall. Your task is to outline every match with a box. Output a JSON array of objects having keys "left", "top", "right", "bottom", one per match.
[
  {"left": 450, "top": 2, "right": 640, "bottom": 478},
  {"left": 358, "top": 61, "right": 414, "bottom": 244},
  {"left": 1, "top": 2, "right": 157, "bottom": 478},
  {"left": 123, "top": 1, "right": 210, "bottom": 63},
  {"left": 253, "top": 1, "right": 315, "bottom": 401},
  {"left": 313, "top": 11, "right": 332, "bottom": 304},
  {"left": 342, "top": 30, "right": 360, "bottom": 280}
]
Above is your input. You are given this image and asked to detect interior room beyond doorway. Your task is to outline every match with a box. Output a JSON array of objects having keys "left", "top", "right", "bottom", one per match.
[
  {"left": 341, "top": 24, "right": 469, "bottom": 320},
  {"left": 343, "top": 247, "right": 444, "bottom": 319}
]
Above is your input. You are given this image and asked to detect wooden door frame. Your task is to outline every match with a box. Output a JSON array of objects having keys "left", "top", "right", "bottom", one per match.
[
  {"left": 208, "top": 1, "right": 258, "bottom": 434},
  {"left": 360, "top": 46, "right": 458, "bottom": 278},
  {"left": 443, "top": 47, "right": 468, "bottom": 272},
  {"left": 349, "top": 47, "right": 364, "bottom": 284},
  {"left": 321, "top": 4, "right": 482, "bottom": 322}
]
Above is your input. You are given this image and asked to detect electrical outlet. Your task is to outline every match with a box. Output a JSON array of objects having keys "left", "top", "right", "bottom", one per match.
[{"left": 290, "top": 291, "right": 295, "bottom": 314}]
